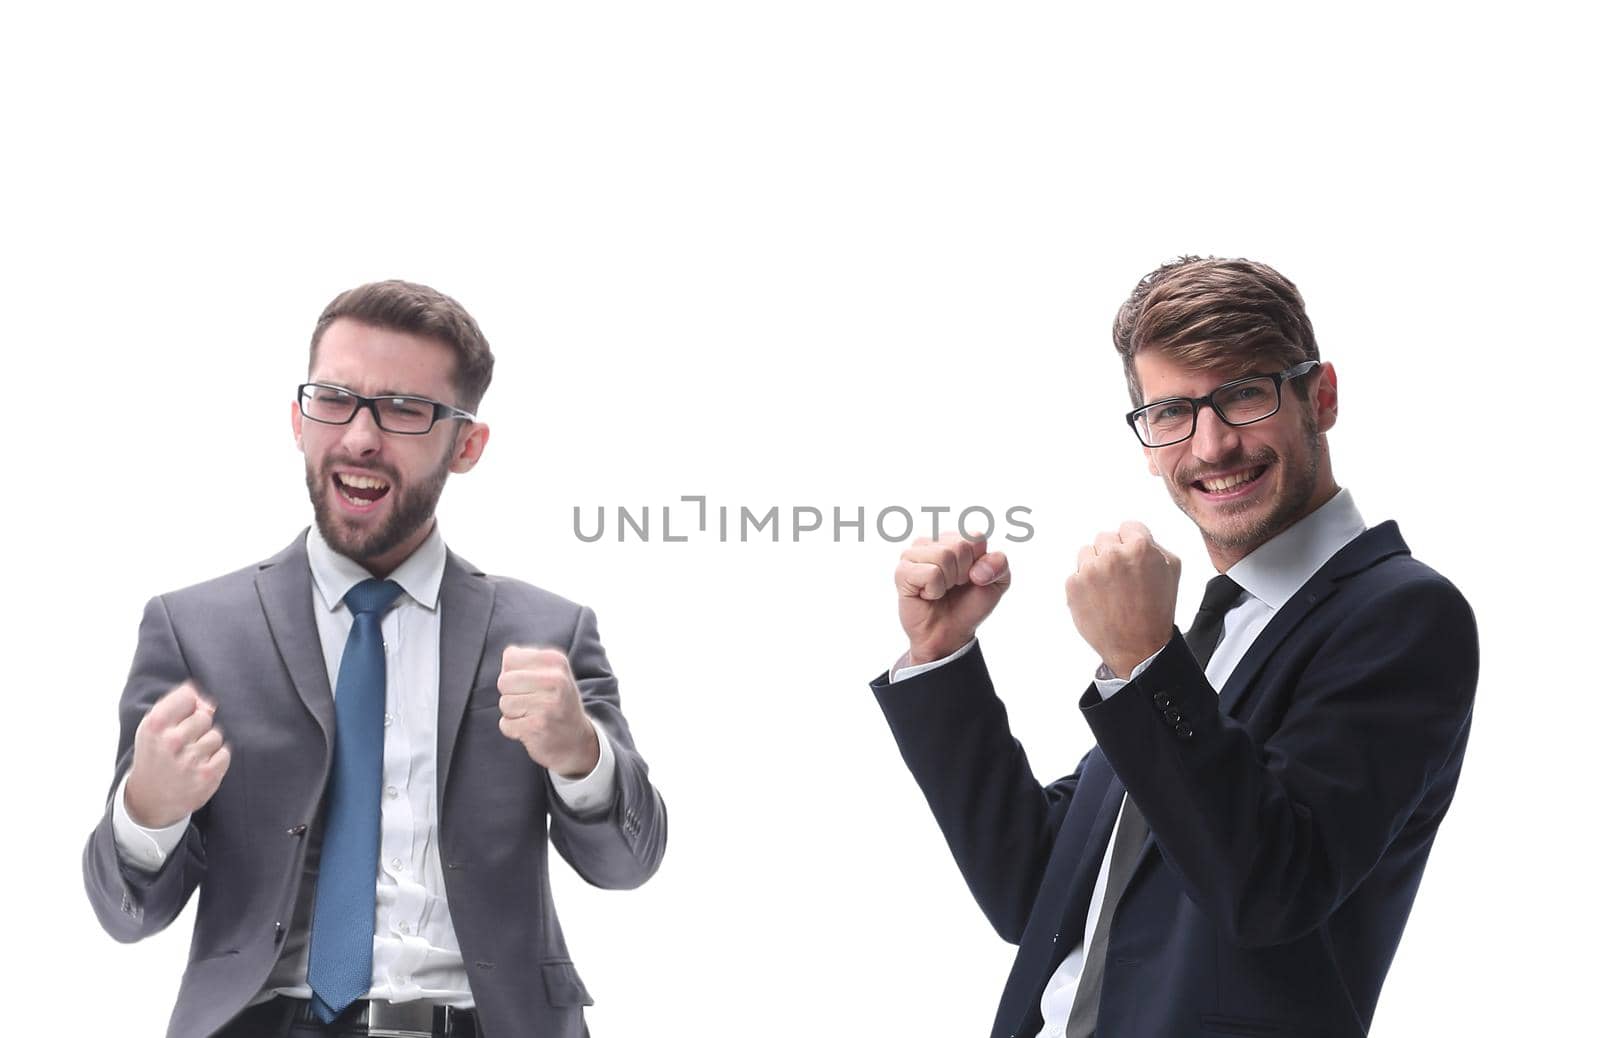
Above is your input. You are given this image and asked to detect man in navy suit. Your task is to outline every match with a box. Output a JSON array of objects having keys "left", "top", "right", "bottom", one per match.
[{"left": 873, "top": 257, "right": 1476, "bottom": 1037}]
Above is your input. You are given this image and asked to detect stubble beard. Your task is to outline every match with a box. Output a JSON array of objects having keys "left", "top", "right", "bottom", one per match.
[
  {"left": 305, "top": 450, "right": 452, "bottom": 567},
  {"left": 1171, "top": 414, "right": 1323, "bottom": 559}
]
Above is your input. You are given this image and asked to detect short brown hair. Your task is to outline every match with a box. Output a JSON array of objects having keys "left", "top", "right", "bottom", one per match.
[
  {"left": 311, "top": 280, "right": 495, "bottom": 410},
  {"left": 1112, "top": 257, "right": 1318, "bottom": 407}
]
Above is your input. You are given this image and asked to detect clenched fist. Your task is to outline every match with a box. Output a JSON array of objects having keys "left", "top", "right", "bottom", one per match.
[
  {"left": 124, "top": 681, "right": 232, "bottom": 829},
  {"left": 1065, "top": 521, "right": 1181, "bottom": 679},
  {"left": 896, "top": 533, "right": 1012, "bottom": 664},
  {"left": 497, "top": 646, "right": 600, "bottom": 778}
]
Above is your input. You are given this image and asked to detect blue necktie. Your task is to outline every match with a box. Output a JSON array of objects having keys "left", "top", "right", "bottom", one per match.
[{"left": 308, "top": 578, "right": 404, "bottom": 1023}]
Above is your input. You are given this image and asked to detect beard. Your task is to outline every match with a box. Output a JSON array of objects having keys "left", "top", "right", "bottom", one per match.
[
  {"left": 305, "top": 449, "right": 452, "bottom": 568},
  {"left": 1169, "top": 413, "right": 1323, "bottom": 558}
]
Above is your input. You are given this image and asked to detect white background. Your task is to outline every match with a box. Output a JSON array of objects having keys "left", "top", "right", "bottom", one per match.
[{"left": 4, "top": 3, "right": 1594, "bottom": 1035}]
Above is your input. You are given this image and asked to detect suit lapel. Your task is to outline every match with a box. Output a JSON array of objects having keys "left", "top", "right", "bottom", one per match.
[
  {"left": 1216, "top": 520, "right": 1411, "bottom": 717},
  {"left": 437, "top": 549, "right": 494, "bottom": 799},
  {"left": 254, "top": 532, "right": 336, "bottom": 741},
  {"left": 1078, "top": 758, "right": 1128, "bottom": 917}
]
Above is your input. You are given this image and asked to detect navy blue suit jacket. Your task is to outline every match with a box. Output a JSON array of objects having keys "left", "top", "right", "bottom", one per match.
[{"left": 873, "top": 522, "right": 1476, "bottom": 1038}]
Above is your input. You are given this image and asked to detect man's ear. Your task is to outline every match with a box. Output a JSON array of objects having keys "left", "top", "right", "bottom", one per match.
[
  {"left": 1311, "top": 361, "right": 1339, "bottom": 433},
  {"left": 290, "top": 399, "right": 305, "bottom": 452},
  {"left": 450, "top": 422, "right": 490, "bottom": 474}
]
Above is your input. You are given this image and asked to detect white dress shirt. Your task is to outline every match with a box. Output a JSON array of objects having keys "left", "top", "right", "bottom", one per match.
[
  {"left": 889, "top": 489, "right": 1366, "bottom": 1038},
  {"left": 112, "top": 524, "right": 618, "bottom": 1008}
]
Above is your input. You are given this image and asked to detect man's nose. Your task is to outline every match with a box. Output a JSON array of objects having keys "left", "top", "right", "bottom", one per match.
[
  {"left": 1189, "top": 404, "right": 1241, "bottom": 463},
  {"left": 338, "top": 404, "right": 385, "bottom": 456}
]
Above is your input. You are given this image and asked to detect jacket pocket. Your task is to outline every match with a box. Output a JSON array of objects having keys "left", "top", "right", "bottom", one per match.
[
  {"left": 542, "top": 958, "right": 595, "bottom": 1007},
  {"left": 190, "top": 946, "right": 241, "bottom": 964},
  {"left": 1199, "top": 1014, "right": 1296, "bottom": 1037}
]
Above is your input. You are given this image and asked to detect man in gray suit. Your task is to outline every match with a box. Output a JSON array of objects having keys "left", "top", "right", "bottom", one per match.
[{"left": 84, "top": 280, "right": 667, "bottom": 1038}]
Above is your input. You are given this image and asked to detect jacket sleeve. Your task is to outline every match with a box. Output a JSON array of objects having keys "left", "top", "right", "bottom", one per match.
[
  {"left": 82, "top": 594, "right": 209, "bottom": 942},
  {"left": 872, "top": 642, "right": 1089, "bottom": 943},
  {"left": 1082, "top": 576, "right": 1477, "bottom": 947},
  {"left": 546, "top": 605, "right": 667, "bottom": 889}
]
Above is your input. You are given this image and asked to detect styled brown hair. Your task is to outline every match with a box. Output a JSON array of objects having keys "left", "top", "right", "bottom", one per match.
[
  {"left": 311, "top": 280, "right": 495, "bottom": 410},
  {"left": 1112, "top": 257, "right": 1318, "bottom": 407}
]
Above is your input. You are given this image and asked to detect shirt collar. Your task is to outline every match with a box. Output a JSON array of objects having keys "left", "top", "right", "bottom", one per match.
[
  {"left": 1224, "top": 487, "right": 1366, "bottom": 611},
  {"left": 306, "top": 522, "right": 447, "bottom": 614}
]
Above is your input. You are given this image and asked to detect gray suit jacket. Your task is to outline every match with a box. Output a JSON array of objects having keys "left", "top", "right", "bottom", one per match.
[{"left": 83, "top": 533, "right": 667, "bottom": 1038}]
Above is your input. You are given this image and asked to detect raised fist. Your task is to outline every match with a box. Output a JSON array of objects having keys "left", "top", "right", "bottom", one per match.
[
  {"left": 497, "top": 646, "right": 600, "bottom": 778},
  {"left": 896, "top": 532, "right": 1011, "bottom": 665},
  {"left": 124, "top": 681, "right": 232, "bottom": 829}
]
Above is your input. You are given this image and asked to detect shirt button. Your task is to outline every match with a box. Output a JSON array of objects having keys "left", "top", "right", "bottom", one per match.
[
  {"left": 384, "top": 713, "right": 393, "bottom": 727},
  {"left": 398, "top": 922, "right": 411, "bottom": 935},
  {"left": 392, "top": 857, "right": 405, "bottom": 871},
  {"left": 386, "top": 786, "right": 399, "bottom": 799}
]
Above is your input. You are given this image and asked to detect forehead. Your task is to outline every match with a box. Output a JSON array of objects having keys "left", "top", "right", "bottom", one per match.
[
  {"left": 311, "top": 318, "right": 459, "bottom": 399},
  {"left": 1133, "top": 349, "right": 1268, "bottom": 399}
]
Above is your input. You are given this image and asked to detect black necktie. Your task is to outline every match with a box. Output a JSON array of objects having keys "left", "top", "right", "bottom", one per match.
[
  {"left": 1064, "top": 574, "right": 1244, "bottom": 1037},
  {"left": 1186, "top": 574, "right": 1243, "bottom": 672}
]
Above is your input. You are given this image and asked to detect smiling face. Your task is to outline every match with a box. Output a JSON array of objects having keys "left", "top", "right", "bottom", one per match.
[
  {"left": 291, "top": 318, "right": 489, "bottom": 577},
  {"left": 1134, "top": 350, "right": 1339, "bottom": 570}
]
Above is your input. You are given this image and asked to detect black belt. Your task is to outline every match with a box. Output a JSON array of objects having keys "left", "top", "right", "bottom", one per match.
[{"left": 225, "top": 997, "right": 477, "bottom": 1038}]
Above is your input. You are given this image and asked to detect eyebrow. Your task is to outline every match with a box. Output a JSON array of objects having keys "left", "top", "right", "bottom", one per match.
[
  {"left": 1145, "top": 371, "right": 1275, "bottom": 404},
  {"left": 312, "top": 381, "right": 440, "bottom": 401}
]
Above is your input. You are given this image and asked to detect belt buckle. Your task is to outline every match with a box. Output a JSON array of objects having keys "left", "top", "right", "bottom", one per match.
[{"left": 362, "top": 1000, "right": 437, "bottom": 1038}]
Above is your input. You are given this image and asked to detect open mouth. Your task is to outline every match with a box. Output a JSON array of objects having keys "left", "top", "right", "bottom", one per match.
[
  {"left": 1192, "top": 464, "right": 1268, "bottom": 499},
  {"left": 333, "top": 471, "right": 392, "bottom": 509}
]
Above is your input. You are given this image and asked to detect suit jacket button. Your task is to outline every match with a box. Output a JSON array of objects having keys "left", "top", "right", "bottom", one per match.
[
  {"left": 1175, "top": 722, "right": 1194, "bottom": 739},
  {"left": 1153, "top": 691, "right": 1173, "bottom": 709},
  {"left": 1163, "top": 708, "right": 1183, "bottom": 724}
]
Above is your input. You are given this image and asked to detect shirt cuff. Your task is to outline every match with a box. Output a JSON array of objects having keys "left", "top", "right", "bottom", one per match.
[
  {"left": 1091, "top": 645, "right": 1166, "bottom": 700},
  {"left": 889, "top": 639, "right": 978, "bottom": 684},
  {"left": 549, "top": 719, "right": 617, "bottom": 815},
  {"left": 111, "top": 773, "right": 191, "bottom": 872}
]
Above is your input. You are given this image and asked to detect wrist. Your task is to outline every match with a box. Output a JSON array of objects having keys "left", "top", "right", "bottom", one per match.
[
  {"left": 123, "top": 775, "right": 180, "bottom": 830},
  {"left": 554, "top": 723, "right": 601, "bottom": 779},
  {"left": 1101, "top": 656, "right": 1140, "bottom": 681},
  {"left": 1103, "top": 635, "right": 1169, "bottom": 681},
  {"left": 907, "top": 636, "right": 971, "bottom": 667}
]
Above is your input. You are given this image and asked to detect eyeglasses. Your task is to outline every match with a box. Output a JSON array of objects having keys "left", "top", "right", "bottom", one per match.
[
  {"left": 296, "top": 383, "right": 477, "bottom": 435},
  {"left": 1126, "top": 361, "right": 1321, "bottom": 448}
]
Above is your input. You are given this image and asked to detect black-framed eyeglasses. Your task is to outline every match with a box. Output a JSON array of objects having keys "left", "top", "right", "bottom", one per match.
[
  {"left": 296, "top": 383, "right": 477, "bottom": 435},
  {"left": 1125, "top": 361, "right": 1321, "bottom": 448}
]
